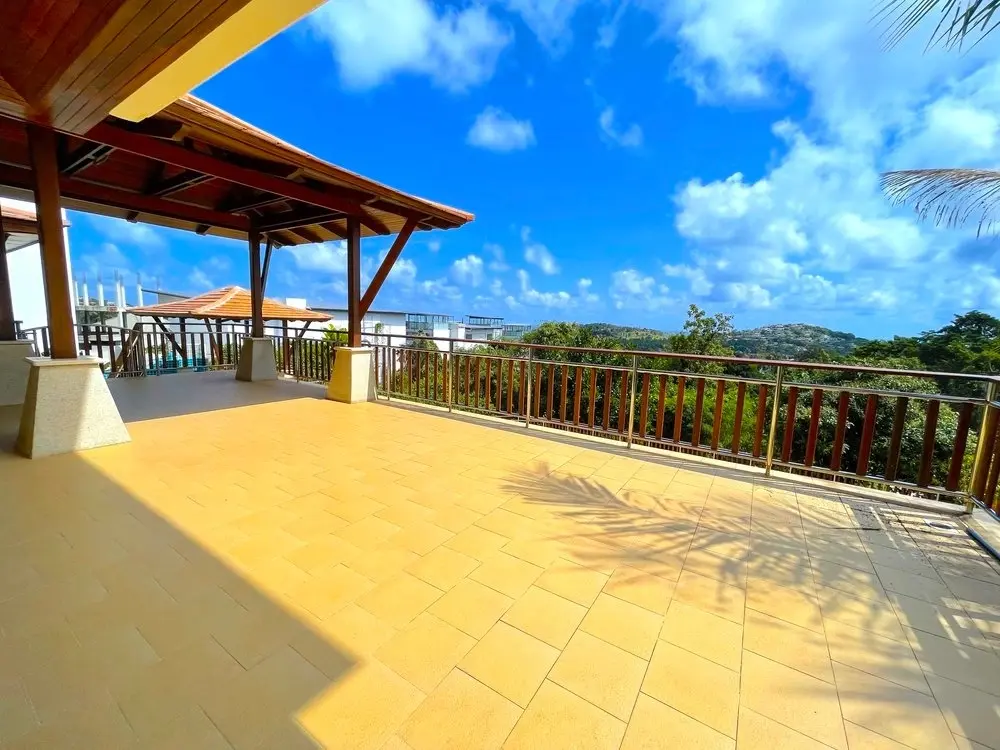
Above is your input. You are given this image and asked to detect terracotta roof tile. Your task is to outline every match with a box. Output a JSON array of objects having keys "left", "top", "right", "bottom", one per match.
[{"left": 130, "top": 286, "right": 331, "bottom": 322}]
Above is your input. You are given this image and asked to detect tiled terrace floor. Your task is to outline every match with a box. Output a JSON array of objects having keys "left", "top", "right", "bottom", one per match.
[{"left": 2, "top": 373, "right": 1000, "bottom": 749}]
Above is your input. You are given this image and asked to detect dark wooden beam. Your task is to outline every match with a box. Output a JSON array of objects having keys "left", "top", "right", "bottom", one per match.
[
  {"left": 150, "top": 316, "right": 183, "bottom": 358},
  {"left": 0, "top": 213, "right": 14, "bottom": 341},
  {"left": 195, "top": 224, "right": 210, "bottom": 235},
  {"left": 249, "top": 227, "right": 263, "bottom": 339},
  {"left": 261, "top": 237, "right": 273, "bottom": 295},
  {"left": 319, "top": 221, "right": 347, "bottom": 239},
  {"left": 117, "top": 118, "right": 186, "bottom": 140},
  {"left": 0, "top": 163, "right": 250, "bottom": 233},
  {"left": 257, "top": 208, "right": 343, "bottom": 232},
  {"left": 346, "top": 217, "right": 361, "bottom": 348},
  {"left": 26, "top": 124, "right": 76, "bottom": 359},
  {"left": 285, "top": 227, "right": 324, "bottom": 245},
  {"left": 147, "top": 170, "right": 213, "bottom": 197},
  {"left": 218, "top": 192, "right": 287, "bottom": 213},
  {"left": 360, "top": 218, "right": 417, "bottom": 316},
  {"left": 125, "top": 211, "right": 139, "bottom": 222},
  {"left": 85, "top": 124, "right": 392, "bottom": 234},
  {"left": 60, "top": 142, "right": 114, "bottom": 176},
  {"left": 296, "top": 321, "right": 312, "bottom": 339}
]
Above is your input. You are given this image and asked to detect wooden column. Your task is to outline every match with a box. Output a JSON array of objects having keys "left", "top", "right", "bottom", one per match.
[
  {"left": 248, "top": 226, "right": 264, "bottom": 338},
  {"left": 0, "top": 210, "right": 15, "bottom": 341},
  {"left": 27, "top": 124, "right": 76, "bottom": 358},
  {"left": 346, "top": 217, "right": 361, "bottom": 347}
]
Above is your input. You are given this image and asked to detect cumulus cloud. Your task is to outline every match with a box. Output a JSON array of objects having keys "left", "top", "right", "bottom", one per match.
[
  {"left": 598, "top": 107, "right": 643, "bottom": 148},
  {"left": 610, "top": 269, "right": 674, "bottom": 311},
  {"left": 521, "top": 227, "right": 560, "bottom": 275},
  {"left": 515, "top": 269, "right": 599, "bottom": 309},
  {"left": 308, "top": 0, "right": 511, "bottom": 91},
  {"left": 485, "top": 242, "right": 509, "bottom": 271},
  {"left": 451, "top": 254, "right": 485, "bottom": 286},
  {"left": 287, "top": 241, "right": 347, "bottom": 274},
  {"left": 467, "top": 107, "right": 536, "bottom": 151},
  {"left": 188, "top": 267, "right": 214, "bottom": 290}
]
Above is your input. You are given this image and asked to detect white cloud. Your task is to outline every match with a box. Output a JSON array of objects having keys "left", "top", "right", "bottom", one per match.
[
  {"left": 451, "top": 254, "right": 485, "bottom": 286},
  {"left": 417, "top": 277, "right": 463, "bottom": 301},
  {"left": 598, "top": 107, "right": 643, "bottom": 148},
  {"left": 504, "top": 0, "right": 585, "bottom": 52},
  {"left": 521, "top": 226, "right": 560, "bottom": 274},
  {"left": 390, "top": 257, "right": 418, "bottom": 285},
  {"left": 287, "top": 241, "right": 347, "bottom": 273},
  {"left": 308, "top": 0, "right": 511, "bottom": 91},
  {"left": 77, "top": 242, "right": 133, "bottom": 278},
  {"left": 427, "top": 239, "right": 441, "bottom": 253},
  {"left": 609, "top": 269, "right": 674, "bottom": 311},
  {"left": 188, "top": 268, "right": 214, "bottom": 290},
  {"left": 485, "top": 242, "right": 509, "bottom": 271},
  {"left": 663, "top": 263, "right": 713, "bottom": 296},
  {"left": 88, "top": 215, "right": 166, "bottom": 250},
  {"left": 515, "top": 269, "right": 599, "bottom": 309},
  {"left": 467, "top": 107, "right": 537, "bottom": 151}
]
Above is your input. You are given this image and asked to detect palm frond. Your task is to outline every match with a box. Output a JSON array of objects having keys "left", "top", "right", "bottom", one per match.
[
  {"left": 875, "top": 0, "right": 1000, "bottom": 49},
  {"left": 881, "top": 168, "right": 1000, "bottom": 236}
]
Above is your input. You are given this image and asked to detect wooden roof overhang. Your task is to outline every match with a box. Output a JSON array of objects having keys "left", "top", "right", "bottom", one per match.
[
  {"left": 130, "top": 286, "right": 333, "bottom": 322},
  {"left": 0, "top": 95, "right": 474, "bottom": 248}
]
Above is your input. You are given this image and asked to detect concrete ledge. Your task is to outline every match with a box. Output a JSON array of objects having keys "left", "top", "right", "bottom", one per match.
[
  {"left": 235, "top": 337, "right": 278, "bottom": 382},
  {"left": 17, "top": 356, "right": 130, "bottom": 458},
  {"left": 326, "top": 347, "right": 375, "bottom": 403},
  {"left": 0, "top": 341, "right": 34, "bottom": 406}
]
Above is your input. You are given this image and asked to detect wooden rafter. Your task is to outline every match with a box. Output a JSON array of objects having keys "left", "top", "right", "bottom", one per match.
[
  {"left": 261, "top": 237, "right": 274, "bottom": 295},
  {"left": 147, "top": 170, "right": 213, "bottom": 197},
  {"left": 85, "top": 123, "right": 392, "bottom": 234},
  {"left": 59, "top": 142, "right": 113, "bottom": 176},
  {"left": 360, "top": 218, "right": 418, "bottom": 315},
  {"left": 150, "top": 316, "right": 184, "bottom": 358},
  {"left": 319, "top": 221, "right": 347, "bottom": 239},
  {"left": 285, "top": 226, "right": 324, "bottom": 244},
  {"left": 257, "top": 208, "right": 343, "bottom": 232}
]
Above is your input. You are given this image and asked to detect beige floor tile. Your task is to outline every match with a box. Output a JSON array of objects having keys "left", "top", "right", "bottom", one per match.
[
  {"left": 580, "top": 593, "right": 662, "bottom": 658},
  {"left": 825, "top": 619, "right": 928, "bottom": 693},
  {"left": 602, "top": 565, "right": 675, "bottom": 615},
  {"left": 284, "top": 535, "right": 364, "bottom": 573},
  {"left": 673, "top": 570, "right": 746, "bottom": 624},
  {"left": 445, "top": 526, "right": 511, "bottom": 561},
  {"left": 430, "top": 504, "right": 482, "bottom": 533},
  {"left": 741, "top": 651, "right": 847, "bottom": 749},
  {"left": 875, "top": 564, "right": 953, "bottom": 604},
  {"left": 311, "top": 604, "right": 397, "bottom": 658},
  {"left": 810, "top": 558, "right": 888, "bottom": 603},
  {"left": 347, "top": 545, "right": 421, "bottom": 582},
  {"left": 843, "top": 721, "right": 912, "bottom": 749},
  {"left": 501, "top": 585, "right": 587, "bottom": 649},
  {"left": 660, "top": 599, "right": 743, "bottom": 671},
  {"left": 888, "top": 592, "right": 990, "bottom": 650},
  {"left": 535, "top": 558, "right": 609, "bottom": 607},
  {"left": 549, "top": 630, "right": 646, "bottom": 721},
  {"left": 833, "top": 661, "right": 954, "bottom": 750},
  {"left": 683, "top": 547, "right": 748, "bottom": 589},
  {"left": 298, "top": 660, "right": 425, "bottom": 750},
  {"left": 904, "top": 627, "right": 1000, "bottom": 696},
  {"left": 400, "top": 669, "right": 521, "bottom": 750},
  {"left": 502, "top": 680, "right": 625, "bottom": 750},
  {"left": 746, "top": 577, "right": 823, "bottom": 632},
  {"left": 389, "top": 521, "right": 454, "bottom": 556},
  {"left": 470, "top": 552, "right": 544, "bottom": 598},
  {"left": 501, "top": 536, "right": 566, "bottom": 568},
  {"left": 816, "top": 586, "right": 907, "bottom": 642},
  {"left": 356, "top": 574, "right": 444, "bottom": 628},
  {"left": 737, "top": 707, "right": 833, "bottom": 750},
  {"left": 375, "top": 613, "right": 476, "bottom": 693},
  {"left": 641, "top": 640, "right": 739, "bottom": 738},
  {"left": 405, "top": 546, "right": 480, "bottom": 591},
  {"left": 927, "top": 673, "right": 1000, "bottom": 750},
  {"left": 428, "top": 579, "right": 513, "bottom": 638},
  {"left": 622, "top": 693, "right": 734, "bottom": 750},
  {"left": 460, "top": 621, "right": 560, "bottom": 707}
]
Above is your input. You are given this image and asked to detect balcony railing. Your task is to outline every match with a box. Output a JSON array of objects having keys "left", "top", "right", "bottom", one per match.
[{"left": 18, "top": 325, "right": 1000, "bottom": 513}]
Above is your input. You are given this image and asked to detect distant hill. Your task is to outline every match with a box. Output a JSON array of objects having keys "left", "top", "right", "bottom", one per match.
[
  {"left": 728, "top": 324, "right": 866, "bottom": 359},
  {"left": 583, "top": 322, "right": 865, "bottom": 359}
]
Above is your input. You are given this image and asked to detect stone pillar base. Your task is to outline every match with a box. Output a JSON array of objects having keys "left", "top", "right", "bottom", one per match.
[
  {"left": 235, "top": 337, "right": 277, "bottom": 382},
  {"left": 0, "top": 341, "right": 34, "bottom": 406},
  {"left": 326, "top": 347, "right": 375, "bottom": 403},
  {"left": 17, "top": 356, "right": 130, "bottom": 458}
]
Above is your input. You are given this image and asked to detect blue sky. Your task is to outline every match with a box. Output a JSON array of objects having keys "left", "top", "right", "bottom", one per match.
[{"left": 71, "top": 0, "right": 1000, "bottom": 337}]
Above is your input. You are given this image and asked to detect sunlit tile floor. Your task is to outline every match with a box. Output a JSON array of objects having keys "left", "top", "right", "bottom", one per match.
[{"left": 2, "top": 372, "right": 1000, "bottom": 749}]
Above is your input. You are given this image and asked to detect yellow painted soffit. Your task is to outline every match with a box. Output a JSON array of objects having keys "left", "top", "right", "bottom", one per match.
[{"left": 111, "top": 0, "right": 325, "bottom": 123}]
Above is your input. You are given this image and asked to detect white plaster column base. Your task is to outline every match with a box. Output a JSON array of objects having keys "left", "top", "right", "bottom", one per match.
[
  {"left": 17, "top": 357, "right": 130, "bottom": 458},
  {"left": 235, "top": 338, "right": 278, "bottom": 382},
  {"left": 326, "top": 347, "right": 375, "bottom": 403},
  {"left": 0, "top": 341, "right": 34, "bottom": 406}
]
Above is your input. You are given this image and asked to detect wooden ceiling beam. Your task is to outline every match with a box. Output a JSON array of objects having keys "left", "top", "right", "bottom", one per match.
[
  {"left": 84, "top": 123, "right": 393, "bottom": 234},
  {"left": 360, "top": 218, "right": 418, "bottom": 316},
  {"left": 60, "top": 142, "right": 114, "bottom": 176},
  {"left": 0, "top": 163, "right": 248, "bottom": 233},
  {"left": 218, "top": 192, "right": 287, "bottom": 213},
  {"left": 285, "top": 226, "right": 324, "bottom": 245},
  {"left": 257, "top": 208, "right": 343, "bottom": 232},
  {"left": 319, "top": 221, "right": 348, "bottom": 240},
  {"left": 147, "top": 170, "right": 214, "bottom": 197}
]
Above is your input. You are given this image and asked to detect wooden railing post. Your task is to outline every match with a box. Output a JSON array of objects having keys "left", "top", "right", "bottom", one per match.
[
  {"left": 524, "top": 348, "right": 533, "bottom": 429},
  {"left": 765, "top": 366, "right": 785, "bottom": 477},
  {"left": 971, "top": 380, "right": 1000, "bottom": 505},
  {"left": 626, "top": 354, "right": 638, "bottom": 448}
]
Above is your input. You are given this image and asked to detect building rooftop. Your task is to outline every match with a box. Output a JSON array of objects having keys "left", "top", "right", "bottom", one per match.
[{"left": 130, "top": 285, "right": 332, "bottom": 322}]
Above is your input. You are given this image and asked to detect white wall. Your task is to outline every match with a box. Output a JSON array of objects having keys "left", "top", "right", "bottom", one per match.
[{"left": 2, "top": 198, "right": 75, "bottom": 333}]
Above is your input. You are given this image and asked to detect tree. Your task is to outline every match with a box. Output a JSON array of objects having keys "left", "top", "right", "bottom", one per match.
[{"left": 880, "top": 2, "right": 1000, "bottom": 230}]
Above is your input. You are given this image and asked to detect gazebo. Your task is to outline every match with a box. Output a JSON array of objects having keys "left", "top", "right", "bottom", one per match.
[{"left": 0, "top": 0, "right": 474, "bottom": 458}]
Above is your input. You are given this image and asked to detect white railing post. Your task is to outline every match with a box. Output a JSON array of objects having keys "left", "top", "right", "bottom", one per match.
[{"left": 626, "top": 354, "right": 639, "bottom": 448}]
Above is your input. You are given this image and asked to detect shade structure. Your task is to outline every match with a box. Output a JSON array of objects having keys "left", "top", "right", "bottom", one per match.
[{"left": 130, "top": 286, "right": 332, "bottom": 323}]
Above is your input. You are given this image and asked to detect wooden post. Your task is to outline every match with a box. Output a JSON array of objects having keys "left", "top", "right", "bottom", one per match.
[
  {"left": 346, "top": 217, "right": 361, "bottom": 347},
  {"left": 0, "top": 210, "right": 15, "bottom": 341},
  {"left": 248, "top": 225, "right": 264, "bottom": 338},
  {"left": 27, "top": 124, "right": 76, "bottom": 358}
]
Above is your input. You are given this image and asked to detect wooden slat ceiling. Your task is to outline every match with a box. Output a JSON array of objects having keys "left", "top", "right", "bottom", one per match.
[
  {"left": 0, "top": 0, "right": 253, "bottom": 132},
  {"left": 0, "top": 96, "right": 473, "bottom": 247}
]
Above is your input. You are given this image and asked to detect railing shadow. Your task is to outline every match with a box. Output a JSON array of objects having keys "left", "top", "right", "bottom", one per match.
[{"left": 0, "top": 447, "right": 356, "bottom": 747}]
